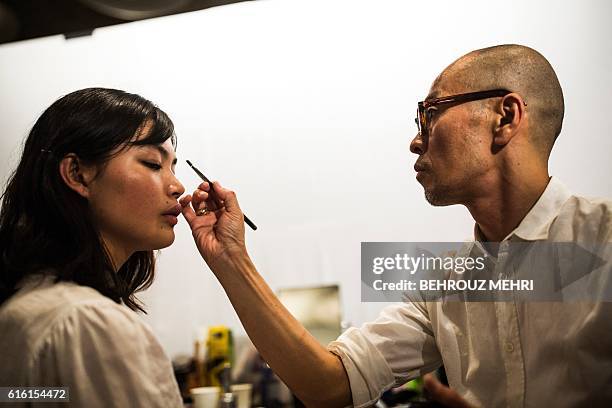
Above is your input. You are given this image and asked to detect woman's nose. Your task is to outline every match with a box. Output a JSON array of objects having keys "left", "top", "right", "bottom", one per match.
[{"left": 168, "top": 174, "right": 185, "bottom": 198}]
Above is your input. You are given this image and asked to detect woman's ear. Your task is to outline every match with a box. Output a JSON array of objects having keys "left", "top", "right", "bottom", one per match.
[{"left": 59, "top": 154, "right": 97, "bottom": 198}]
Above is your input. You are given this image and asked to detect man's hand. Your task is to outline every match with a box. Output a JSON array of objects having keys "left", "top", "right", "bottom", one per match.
[
  {"left": 180, "top": 181, "right": 248, "bottom": 271},
  {"left": 180, "top": 180, "right": 352, "bottom": 407},
  {"left": 423, "top": 373, "right": 474, "bottom": 408}
]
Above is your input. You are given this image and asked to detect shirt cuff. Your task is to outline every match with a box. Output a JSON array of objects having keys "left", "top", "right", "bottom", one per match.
[{"left": 328, "top": 327, "right": 396, "bottom": 408}]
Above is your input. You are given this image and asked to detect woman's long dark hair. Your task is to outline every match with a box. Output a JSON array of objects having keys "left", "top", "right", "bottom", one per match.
[{"left": 0, "top": 88, "right": 176, "bottom": 312}]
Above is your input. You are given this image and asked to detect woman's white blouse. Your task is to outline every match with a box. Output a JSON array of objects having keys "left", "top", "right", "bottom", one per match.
[{"left": 0, "top": 275, "right": 183, "bottom": 407}]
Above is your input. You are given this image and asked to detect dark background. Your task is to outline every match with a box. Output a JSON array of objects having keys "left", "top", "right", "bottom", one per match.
[{"left": 0, "top": 0, "right": 251, "bottom": 44}]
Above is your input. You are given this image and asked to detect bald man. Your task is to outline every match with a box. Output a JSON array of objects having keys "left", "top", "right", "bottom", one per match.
[{"left": 181, "top": 44, "right": 612, "bottom": 407}]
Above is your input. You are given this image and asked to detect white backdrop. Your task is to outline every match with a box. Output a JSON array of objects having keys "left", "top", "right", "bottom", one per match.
[{"left": 1, "top": 0, "right": 611, "bottom": 359}]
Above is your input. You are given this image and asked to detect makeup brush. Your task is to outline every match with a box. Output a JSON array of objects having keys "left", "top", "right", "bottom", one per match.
[{"left": 186, "top": 160, "right": 257, "bottom": 231}]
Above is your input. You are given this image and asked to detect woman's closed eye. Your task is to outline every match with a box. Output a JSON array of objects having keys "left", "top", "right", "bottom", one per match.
[{"left": 141, "top": 161, "right": 162, "bottom": 171}]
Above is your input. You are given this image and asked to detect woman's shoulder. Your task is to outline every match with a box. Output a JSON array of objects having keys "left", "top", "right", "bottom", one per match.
[
  {"left": 1, "top": 275, "right": 119, "bottom": 326},
  {"left": 0, "top": 274, "right": 149, "bottom": 359},
  {"left": 0, "top": 276, "right": 182, "bottom": 407}
]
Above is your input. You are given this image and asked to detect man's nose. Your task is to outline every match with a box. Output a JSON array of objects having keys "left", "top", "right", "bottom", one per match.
[{"left": 410, "top": 132, "right": 426, "bottom": 155}]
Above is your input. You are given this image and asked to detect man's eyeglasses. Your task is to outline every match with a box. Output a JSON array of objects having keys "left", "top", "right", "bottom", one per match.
[{"left": 415, "top": 89, "right": 514, "bottom": 136}]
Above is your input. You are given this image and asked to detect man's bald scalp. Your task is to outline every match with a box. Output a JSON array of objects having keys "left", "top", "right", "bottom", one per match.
[{"left": 435, "top": 44, "right": 564, "bottom": 157}]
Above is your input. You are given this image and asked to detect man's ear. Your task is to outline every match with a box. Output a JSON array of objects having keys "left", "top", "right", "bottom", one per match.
[
  {"left": 59, "top": 154, "right": 97, "bottom": 198},
  {"left": 493, "top": 93, "right": 526, "bottom": 147}
]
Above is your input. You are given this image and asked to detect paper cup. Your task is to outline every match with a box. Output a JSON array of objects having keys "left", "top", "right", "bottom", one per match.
[
  {"left": 190, "top": 386, "right": 220, "bottom": 408},
  {"left": 230, "top": 384, "right": 252, "bottom": 408}
]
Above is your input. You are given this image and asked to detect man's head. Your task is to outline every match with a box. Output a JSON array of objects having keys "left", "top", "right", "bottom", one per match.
[{"left": 410, "top": 44, "right": 564, "bottom": 206}]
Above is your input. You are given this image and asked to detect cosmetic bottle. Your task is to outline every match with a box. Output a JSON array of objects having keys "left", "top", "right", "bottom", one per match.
[{"left": 219, "top": 362, "right": 236, "bottom": 408}]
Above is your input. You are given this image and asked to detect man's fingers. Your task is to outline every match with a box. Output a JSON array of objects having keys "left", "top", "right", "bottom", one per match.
[
  {"left": 181, "top": 181, "right": 243, "bottom": 229},
  {"left": 423, "top": 373, "right": 472, "bottom": 408},
  {"left": 211, "top": 181, "right": 241, "bottom": 214},
  {"left": 191, "top": 189, "right": 209, "bottom": 211},
  {"left": 198, "top": 181, "right": 210, "bottom": 191},
  {"left": 197, "top": 210, "right": 218, "bottom": 227},
  {"left": 179, "top": 194, "right": 191, "bottom": 207},
  {"left": 180, "top": 194, "right": 197, "bottom": 224},
  {"left": 181, "top": 194, "right": 218, "bottom": 229}
]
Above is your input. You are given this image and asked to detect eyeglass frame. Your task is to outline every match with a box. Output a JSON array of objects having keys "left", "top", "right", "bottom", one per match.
[{"left": 415, "top": 89, "right": 523, "bottom": 137}]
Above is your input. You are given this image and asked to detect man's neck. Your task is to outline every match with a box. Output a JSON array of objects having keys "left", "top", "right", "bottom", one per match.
[{"left": 466, "top": 172, "right": 551, "bottom": 243}]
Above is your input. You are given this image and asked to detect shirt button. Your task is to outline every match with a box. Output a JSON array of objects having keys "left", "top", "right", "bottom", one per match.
[{"left": 505, "top": 342, "right": 514, "bottom": 352}]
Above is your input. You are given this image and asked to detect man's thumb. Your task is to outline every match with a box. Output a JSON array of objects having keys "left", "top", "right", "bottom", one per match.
[{"left": 212, "top": 181, "right": 242, "bottom": 214}]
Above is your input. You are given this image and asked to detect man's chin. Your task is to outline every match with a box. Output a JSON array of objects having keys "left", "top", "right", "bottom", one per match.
[{"left": 424, "top": 187, "right": 455, "bottom": 207}]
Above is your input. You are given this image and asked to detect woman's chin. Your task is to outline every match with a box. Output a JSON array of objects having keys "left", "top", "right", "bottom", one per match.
[{"left": 146, "top": 232, "right": 176, "bottom": 251}]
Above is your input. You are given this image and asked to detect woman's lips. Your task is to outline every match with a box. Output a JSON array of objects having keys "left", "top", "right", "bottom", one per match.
[
  {"left": 162, "top": 203, "right": 182, "bottom": 226},
  {"left": 162, "top": 214, "right": 178, "bottom": 226},
  {"left": 163, "top": 204, "right": 182, "bottom": 217}
]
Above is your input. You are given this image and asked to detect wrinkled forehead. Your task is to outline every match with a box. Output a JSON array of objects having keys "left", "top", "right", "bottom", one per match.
[
  {"left": 425, "top": 74, "right": 456, "bottom": 100},
  {"left": 425, "top": 56, "right": 475, "bottom": 100}
]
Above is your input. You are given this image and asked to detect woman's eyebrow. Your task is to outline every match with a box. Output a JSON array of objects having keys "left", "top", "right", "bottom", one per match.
[{"left": 140, "top": 145, "right": 177, "bottom": 164}]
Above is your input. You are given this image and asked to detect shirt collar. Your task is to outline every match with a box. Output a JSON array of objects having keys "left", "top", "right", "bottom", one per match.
[
  {"left": 473, "top": 177, "right": 572, "bottom": 243},
  {"left": 511, "top": 177, "right": 572, "bottom": 241}
]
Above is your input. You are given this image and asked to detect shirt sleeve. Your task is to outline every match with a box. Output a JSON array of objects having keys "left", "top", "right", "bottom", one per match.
[
  {"left": 28, "top": 299, "right": 183, "bottom": 408},
  {"left": 327, "top": 301, "right": 442, "bottom": 407}
]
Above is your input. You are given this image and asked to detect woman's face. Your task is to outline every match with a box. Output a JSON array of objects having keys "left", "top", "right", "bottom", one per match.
[{"left": 86, "top": 130, "right": 185, "bottom": 265}]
